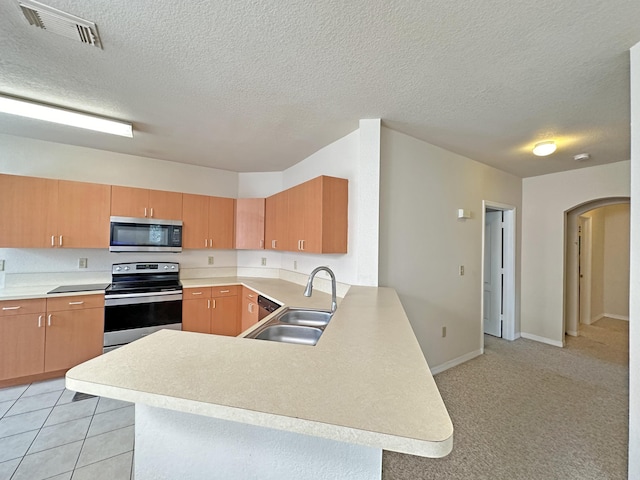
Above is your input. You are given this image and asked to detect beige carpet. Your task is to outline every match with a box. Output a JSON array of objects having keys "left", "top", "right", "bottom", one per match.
[{"left": 382, "top": 318, "right": 629, "bottom": 480}]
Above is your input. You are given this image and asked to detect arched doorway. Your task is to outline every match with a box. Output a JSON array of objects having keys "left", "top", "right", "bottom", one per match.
[{"left": 564, "top": 197, "right": 630, "bottom": 337}]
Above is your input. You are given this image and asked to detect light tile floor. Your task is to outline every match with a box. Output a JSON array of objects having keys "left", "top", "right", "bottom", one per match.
[{"left": 0, "top": 378, "right": 134, "bottom": 480}]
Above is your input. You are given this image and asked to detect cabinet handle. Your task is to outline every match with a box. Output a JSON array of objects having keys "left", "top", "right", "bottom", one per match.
[
  {"left": 248, "top": 294, "right": 254, "bottom": 298},
  {"left": 219, "top": 290, "right": 230, "bottom": 293},
  {"left": 59, "top": 235, "right": 63, "bottom": 246},
  {"left": 207, "top": 299, "right": 211, "bottom": 309},
  {"left": 38, "top": 315, "right": 43, "bottom": 328},
  {"left": 209, "top": 239, "right": 213, "bottom": 248},
  {"left": 144, "top": 207, "right": 148, "bottom": 217},
  {"left": 47, "top": 314, "right": 52, "bottom": 326},
  {"left": 272, "top": 240, "right": 276, "bottom": 249},
  {"left": 205, "top": 238, "right": 208, "bottom": 248},
  {"left": 51, "top": 235, "right": 56, "bottom": 247},
  {"left": 68, "top": 301, "right": 84, "bottom": 305},
  {"left": 150, "top": 207, "right": 154, "bottom": 218},
  {"left": 191, "top": 292, "right": 203, "bottom": 296},
  {"left": 301, "top": 239, "right": 305, "bottom": 251},
  {"left": 2, "top": 306, "right": 21, "bottom": 310},
  {"left": 248, "top": 303, "right": 254, "bottom": 313},
  {"left": 212, "top": 299, "right": 216, "bottom": 308}
]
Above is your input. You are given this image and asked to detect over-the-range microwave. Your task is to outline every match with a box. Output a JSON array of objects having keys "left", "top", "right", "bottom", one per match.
[{"left": 109, "top": 216, "right": 183, "bottom": 253}]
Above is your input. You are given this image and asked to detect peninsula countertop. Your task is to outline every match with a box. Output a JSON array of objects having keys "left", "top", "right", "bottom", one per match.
[{"left": 66, "top": 278, "right": 453, "bottom": 458}]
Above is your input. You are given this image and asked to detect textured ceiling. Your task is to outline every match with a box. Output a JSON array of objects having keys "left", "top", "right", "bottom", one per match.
[{"left": 0, "top": 0, "right": 639, "bottom": 177}]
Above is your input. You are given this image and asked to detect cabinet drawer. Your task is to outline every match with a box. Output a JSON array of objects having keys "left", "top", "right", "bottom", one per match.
[
  {"left": 0, "top": 298, "right": 46, "bottom": 316},
  {"left": 243, "top": 288, "right": 258, "bottom": 301},
  {"left": 46, "top": 294, "right": 105, "bottom": 312},
  {"left": 211, "top": 285, "right": 239, "bottom": 297},
  {"left": 184, "top": 287, "right": 212, "bottom": 299}
]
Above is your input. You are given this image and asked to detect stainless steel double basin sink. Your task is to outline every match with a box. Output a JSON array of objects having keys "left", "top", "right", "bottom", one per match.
[{"left": 245, "top": 308, "right": 333, "bottom": 346}]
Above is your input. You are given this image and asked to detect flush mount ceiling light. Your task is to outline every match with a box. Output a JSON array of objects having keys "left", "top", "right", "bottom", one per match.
[
  {"left": 0, "top": 94, "right": 133, "bottom": 137},
  {"left": 532, "top": 140, "right": 557, "bottom": 156}
]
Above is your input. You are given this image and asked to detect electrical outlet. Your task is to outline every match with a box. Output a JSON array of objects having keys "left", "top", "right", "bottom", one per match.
[
  {"left": 208, "top": 256, "right": 215, "bottom": 265},
  {"left": 78, "top": 258, "right": 88, "bottom": 269},
  {"left": 261, "top": 257, "right": 267, "bottom": 266},
  {"left": 442, "top": 326, "right": 447, "bottom": 338},
  {"left": 0, "top": 259, "right": 4, "bottom": 271},
  {"left": 459, "top": 265, "right": 464, "bottom": 276},
  {"left": 293, "top": 260, "right": 298, "bottom": 270}
]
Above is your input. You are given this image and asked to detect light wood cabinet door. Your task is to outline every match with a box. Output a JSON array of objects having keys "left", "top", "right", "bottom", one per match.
[
  {"left": 182, "top": 194, "right": 211, "bottom": 249},
  {"left": 148, "top": 189, "right": 183, "bottom": 220},
  {"left": 111, "top": 186, "right": 149, "bottom": 218},
  {"left": 240, "top": 288, "right": 259, "bottom": 332},
  {"left": 235, "top": 198, "right": 265, "bottom": 250},
  {"left": 0, "top": 174, "right": 57, "bottom": 248},
  {"left": 210, "top": 295, "right": 239, "bottom": 336},
  {"left": 287, "top": 183, "right": 308, "bottom": 252},
  {"left": 57, "top": 180, "right": 111, "bottom": 248},
  {"left": 44, "top": 307, "right": 103, "bottom": 372},
  {"left": 288, "top": 176, "right": 348, "bottom": 254},
  {"left": 182, "top": 298, "right": 212, "bottom": 334},
  {"left": 265, "top": 190, "right": 289, "bottom": 251},
  {"left": 209, "top": 197, "right": 235, "bottom": 249},
  {"left": 0, "top": 313, "right": 46, "bottom": 380}
]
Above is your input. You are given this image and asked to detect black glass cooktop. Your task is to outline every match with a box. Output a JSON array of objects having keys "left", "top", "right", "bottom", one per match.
[{"left": 47, "top": 283, "right": 110, "bottom": 294}]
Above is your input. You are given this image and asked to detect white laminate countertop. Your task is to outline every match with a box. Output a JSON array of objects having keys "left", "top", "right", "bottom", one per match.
[{"left": 62, "top": 277, "right": 452, "bottom": 458}]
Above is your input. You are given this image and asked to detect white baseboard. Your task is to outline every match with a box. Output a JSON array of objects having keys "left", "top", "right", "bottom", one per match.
[
  {"left": 521, "top": 332, "right": 564, "bottom": 348},
  {"left": 430, "top": 349, "right": 482, "bottom": 375},
  {"left": 604, "top": 313, "right": 629, "bottom": 321}
]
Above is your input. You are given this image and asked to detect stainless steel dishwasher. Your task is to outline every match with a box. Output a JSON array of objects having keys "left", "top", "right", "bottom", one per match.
[{"left": 257, "top": 295, "right": 280, "bottom": 320}]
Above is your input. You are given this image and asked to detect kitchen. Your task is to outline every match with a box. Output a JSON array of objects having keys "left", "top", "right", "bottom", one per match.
[{"left": 0, "top": 143, "right": 448, "bottom": 480}]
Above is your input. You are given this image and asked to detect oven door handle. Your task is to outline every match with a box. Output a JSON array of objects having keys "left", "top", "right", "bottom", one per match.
[{"left": 105, "top": 293, "right": 183, "bottom": 306}]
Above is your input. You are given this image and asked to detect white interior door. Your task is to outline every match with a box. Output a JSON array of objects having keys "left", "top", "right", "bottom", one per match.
[{"left": 483, "top": 211, "right": 502, "bottom": 337}]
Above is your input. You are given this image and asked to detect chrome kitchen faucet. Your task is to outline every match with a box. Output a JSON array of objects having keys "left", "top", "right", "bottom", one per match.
[{"left": 303, "top": 266, "right": 337, "bottom": 313}]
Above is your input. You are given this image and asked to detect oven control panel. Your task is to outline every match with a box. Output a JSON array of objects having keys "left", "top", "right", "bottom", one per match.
[{"left": 112, "top": 262, "right": 180, "bottom": 274}]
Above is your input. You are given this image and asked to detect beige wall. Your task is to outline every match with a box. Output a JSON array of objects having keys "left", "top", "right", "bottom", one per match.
[
  {"left": 521, "top": 161, "right": 630, "bottom": 344},
  {"left": 603, "top": 204, "right": 630, "bottom": 318},
  {"left": 379, "top": 127, "right": 522, "bottom": 369}
]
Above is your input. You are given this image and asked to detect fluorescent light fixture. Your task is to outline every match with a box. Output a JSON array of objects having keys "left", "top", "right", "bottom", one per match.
[
  {"left": 532, "top": 140, "right": 556, "bottom": 156},
  {"left": 0, "top": 94, "right": 133, "bottom": 137}
]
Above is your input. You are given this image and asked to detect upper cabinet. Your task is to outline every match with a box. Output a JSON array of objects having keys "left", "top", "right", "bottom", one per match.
[
  {"left": 183, "top": 194, "right": 235, "bottom": 249},
  {"left": 264, "top": 190, "right": 289, "bottom": 251},
  {"left": 235, "top": 198, "right": 265, "bottom": 250},
  {"left": 111, "top": 186, "right": 183, "bottom": 220},
  {"left": 0, "top": 174, "right": 110, "bottom": 248},
  {"left": 287, "top": 176, "right": 348, "bottom": 254},
  {"left": 56, "top": 180, "right": 111, "bottom": 248}
]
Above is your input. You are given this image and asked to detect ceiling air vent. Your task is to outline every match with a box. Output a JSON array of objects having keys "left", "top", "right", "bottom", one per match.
[{"left": 18, "top": 0, "right": 102, "bottom": 48}]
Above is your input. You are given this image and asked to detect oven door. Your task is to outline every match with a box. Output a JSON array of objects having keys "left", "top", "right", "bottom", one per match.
[{"left": 104, "top": 291, "right": 182, "bottom": 351}]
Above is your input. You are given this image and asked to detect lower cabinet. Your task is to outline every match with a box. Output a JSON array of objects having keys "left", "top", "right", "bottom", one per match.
[
  {"left": 0, "top": 295, "right": 103, "bottom": 382},
  {"left": 183, "top": 286, "right": 240, "bottom": 336},
  {"left": 241, "top": 287, "right": 259, "bottom": 332}
]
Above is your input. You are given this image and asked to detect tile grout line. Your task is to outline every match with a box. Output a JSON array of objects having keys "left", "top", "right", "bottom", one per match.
[{"left": 69, "top": 395, "right": 101, "bottom": 475}]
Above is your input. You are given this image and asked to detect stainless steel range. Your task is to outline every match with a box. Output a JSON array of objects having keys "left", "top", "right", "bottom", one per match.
[{"left": 104, "top": 262, "right": 182, "bottom": 352}]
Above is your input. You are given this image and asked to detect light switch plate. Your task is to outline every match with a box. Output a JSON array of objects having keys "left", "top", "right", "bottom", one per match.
[
  {"left": 261, "top": 257, "right": 267, "bottom": 266},
  {"left": 0, "top": 259, "right": 4, "bottom": 271},
  {"left": 208, "top": 256, "right": 214, "bottom": 265},
  {"left": 293, "top": 260, "right": 297, "bottom": 270},
  {"left": 459, "top": 265, "right": 464, "bottom": 276},
  {"left": 78, "top": 258, "right": 88, "bottom": 269}
]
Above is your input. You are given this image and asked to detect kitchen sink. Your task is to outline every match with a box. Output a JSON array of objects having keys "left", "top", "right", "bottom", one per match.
[
  {"left": 244, "top": 307, "right": 333, "bottom": 346},
  {"left": 254, "top": 325, "right": 323, "bottom": 346},
  {"left": 276, "top": 308, "right": 332, "bottom": 327}
]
